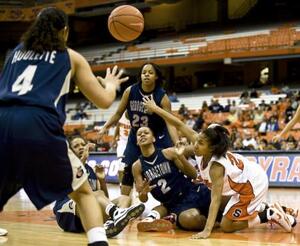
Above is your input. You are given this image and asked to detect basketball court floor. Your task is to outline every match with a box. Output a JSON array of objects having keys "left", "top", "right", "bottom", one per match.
[{"left": 0, "top": 185, "right": 299, "bottom": 246}]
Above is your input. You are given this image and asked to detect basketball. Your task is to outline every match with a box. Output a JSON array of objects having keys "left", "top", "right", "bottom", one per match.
[{"left": 108, "top": 5, "right": 144, "bottom": 42}]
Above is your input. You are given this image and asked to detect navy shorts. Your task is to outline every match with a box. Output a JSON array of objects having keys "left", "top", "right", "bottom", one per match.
[
  {"left": 164, "top": 183, "right": 211, "bottom": 217},
  {"left": 121, "top": 129, "right": 173, "bottom": 187},
  {"left": 53, "top": 197, "right": 84, "bottom": 233},
  {"left": 0, "top": 106, "right": 88, "bottom": 210}
]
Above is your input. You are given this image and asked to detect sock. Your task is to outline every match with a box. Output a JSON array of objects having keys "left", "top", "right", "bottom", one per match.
[
  {"left": 257, "top": 202, "right": 269, "bottom": 212},
  {"left": 248, "top": 215, "right": 261, "bottom": 228},
  {"left": 147, "top": 210, "right": 160, "bottom": 220},
  {"left": 87, "top": 227, "right": 107, "bottom": 244},
  {"left": 259, "top": 208, "right": 272, "bottom": 224},
  {"left": 105, "top": 203, "right": 118, "bottom": 218}
]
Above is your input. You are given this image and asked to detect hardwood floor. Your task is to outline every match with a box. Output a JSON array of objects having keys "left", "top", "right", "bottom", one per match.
[{"left": 0, "top": 187, "right": 299, "bottom": 246}]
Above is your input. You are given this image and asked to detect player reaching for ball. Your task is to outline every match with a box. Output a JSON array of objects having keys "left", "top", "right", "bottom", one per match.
[
  {"left": 0, "top": 7, "right": 128, "bottom": 246},
  {"left": 142, "top": 96, "right": 297, "bottom": 239}
]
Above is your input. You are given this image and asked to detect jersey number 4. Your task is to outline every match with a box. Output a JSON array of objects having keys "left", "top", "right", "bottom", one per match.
[{"left": 12, "top": 65, "right": 37, "bottom": 95}]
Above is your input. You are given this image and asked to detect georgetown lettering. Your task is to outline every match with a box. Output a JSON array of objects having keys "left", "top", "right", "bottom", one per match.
[
  {"left": 144, "top": 161, "right": 172, "bottom": 181},
  {"left": 130, "top": 100, "right": 147, "bottom": 113}
]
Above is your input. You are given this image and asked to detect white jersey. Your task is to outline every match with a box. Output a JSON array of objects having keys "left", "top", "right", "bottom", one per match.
[
  {"left": 116, "top": 113, "right": 131, "bottom": 158},
  {"left": 196, "top": 152, "right": 268, "bottom": 220},
  {"left": 118, "top": 113, "right": 131, "bottom": 142}
]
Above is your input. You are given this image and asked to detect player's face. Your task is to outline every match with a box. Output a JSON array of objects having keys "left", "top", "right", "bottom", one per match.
[
  {"left": 71, "top": 138, "right": 86, "bottom": 159},
  {"left": 141, "top": 64, "right": 158, "bottom": 86},
  {"left": 193, "top": 133, "right": 210, "bottom": 156},
  {"left": 137, "top": 127, "right": 154, "bottom": 146}
]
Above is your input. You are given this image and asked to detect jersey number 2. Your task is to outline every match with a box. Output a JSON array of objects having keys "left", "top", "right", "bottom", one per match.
[
  {"left": 12, "top": 65, "right": 37, "bottom": 95},
  {"left": 157, "top": 179, "right": 171, "bottom": 194}
]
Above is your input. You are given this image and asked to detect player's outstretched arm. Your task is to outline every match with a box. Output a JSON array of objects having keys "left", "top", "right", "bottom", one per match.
[
  {"left": 68, "top": 48, "right": 128, "bottom": 109},
  {"left": 163, "top": 147, "right": 197, "bottom": 179},
  {"left": 143, "top": 96, "right": 197, "bottom": 143},
  {"left": 133, "top": 160, "right": 156, "bottom": 203},
  {"left": 160, "top": 95, "right": 179, "bottom": 144},
  {"left": 191, "top": 162, "right": 224, "bottom": 239},
  {"left": 97, "top": 87, "right": 131, "bottom": 138},
  {"left": 273, "top": 104, "right": 300, "bottom": 142}
]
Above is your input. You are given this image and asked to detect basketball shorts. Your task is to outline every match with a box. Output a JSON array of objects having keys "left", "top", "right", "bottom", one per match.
[
  {"left": 53, "top": 197, "right": 84, "bottom": 233},
  {"left": 0, "top": 106, "right": 88, "bottom": 210}
]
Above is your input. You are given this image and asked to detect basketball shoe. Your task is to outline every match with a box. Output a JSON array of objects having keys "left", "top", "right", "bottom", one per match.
[
  {"left": 105, "top": 203, "right": 145, "bottom": 237},
  {"left": 267, "top": 204, "right": 292, "bottom": 232},
  {"left": 0, "top": 228, "right": 7, "bottom": 236}
]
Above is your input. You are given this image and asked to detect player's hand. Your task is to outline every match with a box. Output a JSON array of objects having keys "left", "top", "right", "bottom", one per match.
[
  {"left": 97, "top": 65, "right": 129, "bottom": 89},
  {"left": 140, "top": 179, "right": 156, "bottom": 194},
  {"left": 88, "top": 142, "right": 96, "bottom": 151},
  {"left": 272, "top": 134, "right": 282, "bottom": 142},
  {"left": 190, "top": 229, "right": 211, "bottom": 239},
  {"left": 95, "top": 164, "right": 106, "bottom": 179},
  {"left": 175, "top": 140, "right": 185, "bottom": 156},
  {"left": 142, "top": 95, "right": 157, "bottom": 113},
  {"left": 79, "top": 144, "right": 89, "bottom": 163},
  {"left": 94, "top": 126, "right": 108, "bottom": 138}
]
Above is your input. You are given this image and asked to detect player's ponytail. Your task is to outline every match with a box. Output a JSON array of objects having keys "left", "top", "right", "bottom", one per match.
[
  {"left": 21, "top": 7, "right": 68, "bottom": 53},
  {"left": 203, "top": 124, "right": 231, "bottom": 158}
]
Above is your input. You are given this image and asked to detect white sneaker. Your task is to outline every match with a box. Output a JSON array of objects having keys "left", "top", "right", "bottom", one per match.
[
  {"left": 0, "top": 228, "right": 7, "bottom": 236},
  {"left": 112, "top": 203, "right": 145, "bottom": 232},
  {"left": 273, "top": 202, "right": 297, "bottom": 228},
  {"left": 267, "top": 204, "right": 292, "bottom": 232}
]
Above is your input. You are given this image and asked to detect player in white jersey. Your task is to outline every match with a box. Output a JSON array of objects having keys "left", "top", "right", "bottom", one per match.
[
  {"left": 143, "top": 96, "right": 297, "bottom": 239},
  {"left": 113, "top": 112, "right": 131, "bottom": 181}
]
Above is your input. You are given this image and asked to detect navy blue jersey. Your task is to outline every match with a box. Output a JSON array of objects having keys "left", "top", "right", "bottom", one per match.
[
  {"left": 139, "top": 149, "right": 191, "bottom": 204},
  {"left": 53, "top": 164, "right": 97, "bottom": 214},
  {"left": 0, "top": 43, "right": 71, "bottom": 125},
  {"left": 126, "top": 83, "right": 169, "bottom": 136},
  {"left": 85, "top": 164, "right": 98, "bottom": 192}
]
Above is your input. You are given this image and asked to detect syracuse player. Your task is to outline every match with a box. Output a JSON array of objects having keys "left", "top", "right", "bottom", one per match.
[{"left": 142, "top": 96, "right": 297, "bottom": 239}]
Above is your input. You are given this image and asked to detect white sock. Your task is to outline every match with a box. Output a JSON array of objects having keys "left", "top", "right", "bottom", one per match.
[
  {"left": 257, "top": 202, "right": 268, "bottom": 212},
  {"left": 248, "top": 215, "right": 261, "bottom": 228},
  {"left": 87, "top": 227, "right": 107, "bottom": 243},
  {"left": 105, "top": 203, "right": 115, "bottom": 216},
  {"left": 147, "top": 210, "right": 161, "bottom": 219}
]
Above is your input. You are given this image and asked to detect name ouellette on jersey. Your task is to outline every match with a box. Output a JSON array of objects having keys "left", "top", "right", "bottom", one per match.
[{"left": 0, "top": 43, "right": 71, "bottom": 125}]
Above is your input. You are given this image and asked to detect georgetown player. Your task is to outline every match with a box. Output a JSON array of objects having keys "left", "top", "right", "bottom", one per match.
[
  {"left": 132, "top": 127, "right": 212, "bottom": 232},
  {"left": 53, "top": 136, "right": 145, "bottom": 238},
  {"left": 98, "top": 63, "right": 178, "bottom": 208},
  {"left": 0, "top": 7, "right": 128, "bottom": 246}
]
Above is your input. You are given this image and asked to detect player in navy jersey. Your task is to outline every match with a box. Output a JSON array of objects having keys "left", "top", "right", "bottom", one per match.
[
  {"left": 98, "top": 63, "right": 178, "bottom": 208},
  {"left": 53, "top": 136, "right": 145, "bottom": 238},
  {"left": 0, "top": 7, "right": 128, "bottom": 246},
  {"left": 132, "top": 127, "right": 213, "bottom": 232}
]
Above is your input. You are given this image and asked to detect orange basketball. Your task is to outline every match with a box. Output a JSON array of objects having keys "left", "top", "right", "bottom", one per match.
[{"left": 108, "top": 5, "right": 144, "bottom": 42}]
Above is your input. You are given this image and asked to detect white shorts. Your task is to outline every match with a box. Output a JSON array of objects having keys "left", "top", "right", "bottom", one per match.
[
  {"left": 117, "top": 139, "right": 127, "bottom": 158},
  {"left": 223, "top": 172, "right": 268, "bottom": 221}
]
